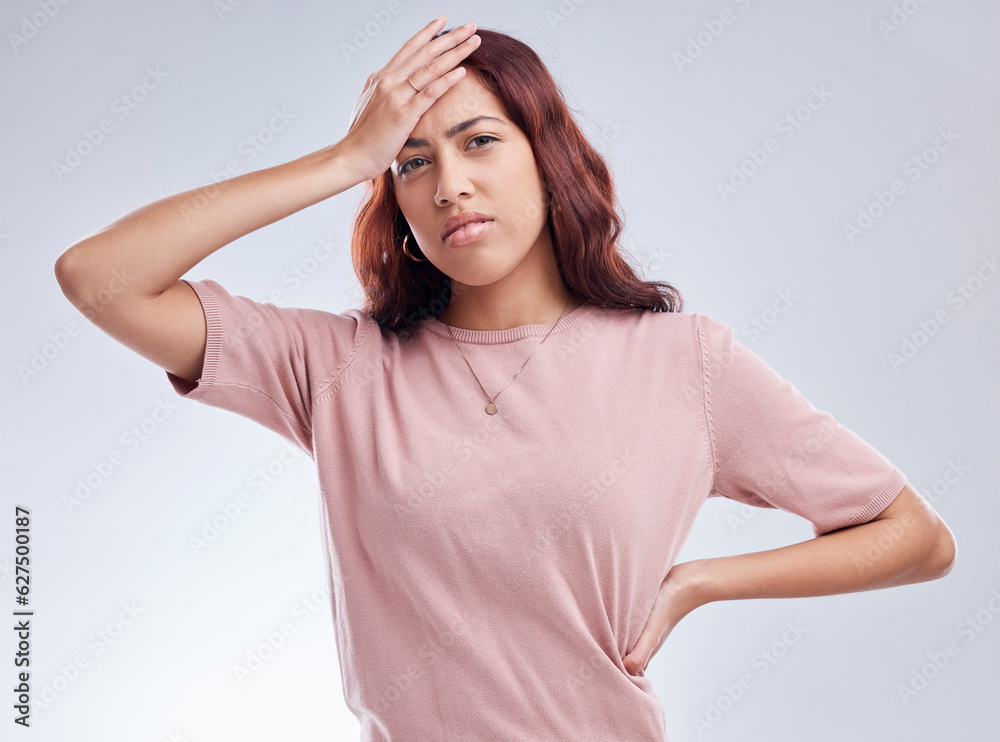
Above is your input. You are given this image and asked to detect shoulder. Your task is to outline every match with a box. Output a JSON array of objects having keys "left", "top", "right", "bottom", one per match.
[
  {"left": 596, "top": 305, "right": 733, "bottom": 344},
  {"left": 189, "top": 278, "right": 379, "bottom": 335},
  {"left": 616, "top": 309, "right": 749, "bottom": 379},
  {"left": 577, "top": 305, "right": 729, "bottom": 364}
]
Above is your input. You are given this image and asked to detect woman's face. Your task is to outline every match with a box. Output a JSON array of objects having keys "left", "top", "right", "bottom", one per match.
[{"left": 390, "top": 73, "right": 553, "bottom": 289}]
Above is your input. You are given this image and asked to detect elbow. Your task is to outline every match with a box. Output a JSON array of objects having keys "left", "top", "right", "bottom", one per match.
[
  {"left": 923, "top": 519, "right": 957, "bottom": 580},
  {"left": 54, "top": 249, "right": 72, "bottom": 292},
  {"left": 886, "top": 483, "right": 957, "bottom": 583},
  {"left": 54, "top": 241, "right": 116, "bottom": 314},
  {"left": 55, "top": 239, "right": 146, "bottom": 314},
  {"left": 928, "top": 521, "right": 958, "bottom": 580},
  {"left": 54, "top": 245, "right": 87, "bottom": 305}
]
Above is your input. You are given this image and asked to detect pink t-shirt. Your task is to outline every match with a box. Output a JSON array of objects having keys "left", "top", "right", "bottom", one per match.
[{"left": 166, "top": 278, "right": 907, "bottom": 741}]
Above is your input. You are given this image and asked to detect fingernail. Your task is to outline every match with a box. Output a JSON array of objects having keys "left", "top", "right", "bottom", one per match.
[{"left": 462, "top": 21, "right": 476, "bottom": 28}]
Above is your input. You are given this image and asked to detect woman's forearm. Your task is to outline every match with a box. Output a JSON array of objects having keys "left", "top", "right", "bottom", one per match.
[
  {"left": 624, "top": 487, "right": 955, "bottom": 674},
  {"left": 687, "top": 484, "right": 956, "bottom": 607},
  {"left": 55, "top": 139, "right": 363, "bottom": 310},
  {"left": 624, "top": 484, "right": 957, "bottom": 676}
]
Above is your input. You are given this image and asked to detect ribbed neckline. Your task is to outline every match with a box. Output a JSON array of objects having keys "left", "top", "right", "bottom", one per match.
[{"left": 421, "top": 302, "right": 599, "bottom": 345}]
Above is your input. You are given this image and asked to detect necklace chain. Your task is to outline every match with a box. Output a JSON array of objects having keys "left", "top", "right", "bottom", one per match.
[{"left": 443, "top": 293, "right": 573, "bottom": 415}]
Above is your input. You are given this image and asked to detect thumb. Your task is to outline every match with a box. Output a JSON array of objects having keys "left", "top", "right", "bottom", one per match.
[{"left": 622, "top": 644, "right": 650, "bottom": 676}]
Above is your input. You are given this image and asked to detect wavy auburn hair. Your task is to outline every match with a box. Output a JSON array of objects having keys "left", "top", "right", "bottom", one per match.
[{"left": 350, "top": 27, "right": 682, "bottom": 341}]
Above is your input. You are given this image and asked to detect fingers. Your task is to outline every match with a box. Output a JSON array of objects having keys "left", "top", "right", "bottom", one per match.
[
  {"left": 407, "top": 31, "right": 480, "bottom": 93},
  {"left": 380, "top": 15, "right": 449, "bottom": 74},
  {"left": 347, "top": 18, "right": 477, "bottom": 144},
  {"left": 406, "top": 65, "right": 467, "bottom": 106},
  {"left": 624, "top": 630, "right": 668, "bottom": 675},
  {"left": 623, "top": 635, "right": 654, "bottom": 675},
  {"left": 391, "top": 20, "right": 479, "bottom": 85}
]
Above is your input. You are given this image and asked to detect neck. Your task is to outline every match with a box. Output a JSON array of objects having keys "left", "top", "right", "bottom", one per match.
[
  {"left": 440, "top": 282, "right": 579, "bottom": 331},
  {"left": 435, "top": 222, "right": 581, "bottom": 331}
]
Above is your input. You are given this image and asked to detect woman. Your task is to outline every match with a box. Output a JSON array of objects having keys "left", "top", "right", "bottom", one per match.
[{"left": 55, "top": 15, "right": 956, "bottom": 741}]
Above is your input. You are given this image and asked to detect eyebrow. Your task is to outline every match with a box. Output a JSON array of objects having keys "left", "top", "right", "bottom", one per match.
[{"left": 400, "top": 115, "right": 507, "bottom": 150}]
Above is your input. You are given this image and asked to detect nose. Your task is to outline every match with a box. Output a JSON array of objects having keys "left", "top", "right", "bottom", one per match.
[{"left": 434, "top": 154, "right": 475, "bottom": 206}]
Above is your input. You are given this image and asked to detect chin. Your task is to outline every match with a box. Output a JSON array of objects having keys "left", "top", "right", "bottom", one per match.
[
  {"left": 443, "top": 269, "right": 507, "bottom": 288},
  {"left": 436, "top": 256, "right": 521, "bottom": 288}
]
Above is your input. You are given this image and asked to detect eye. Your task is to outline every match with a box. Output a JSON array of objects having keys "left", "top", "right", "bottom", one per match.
[
  {"left": 397, "top": 135, "right": 499, "bottom": 176},
  {"left": 469, "top": 134, "right": 498, "bottom": 148},
  {"left": 397, "top": 157, "right": 427, "bottom": 176}
]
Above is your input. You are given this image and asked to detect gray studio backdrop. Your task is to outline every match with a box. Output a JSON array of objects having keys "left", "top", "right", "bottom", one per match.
[{"left": 3, "top": 0, "right": 998, "bottom": 740}]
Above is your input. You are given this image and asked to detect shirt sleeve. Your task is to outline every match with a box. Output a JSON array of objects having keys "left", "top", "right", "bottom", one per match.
[
  {"left": 696, "top": 314, "right": 908, "bottom": 536},
  {"left": 164, "top": 278, "right": 376, "bottom": 457}
]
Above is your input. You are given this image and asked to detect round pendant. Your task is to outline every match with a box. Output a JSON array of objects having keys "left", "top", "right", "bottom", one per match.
[{"left": 485, "top": 401, "right": 498, "bottom": 415}]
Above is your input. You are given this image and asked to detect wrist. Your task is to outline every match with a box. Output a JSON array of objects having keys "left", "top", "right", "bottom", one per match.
[
  {"left": 670, "top": 558, "right": 717, "bottom": 613},
  {"left": 299, "top": 141, "right": 368, "bottom": 199}
]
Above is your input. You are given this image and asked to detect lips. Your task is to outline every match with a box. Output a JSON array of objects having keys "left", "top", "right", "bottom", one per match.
[
  {"left": 443, "top": 220, "right": 493, "bottom": 248},
  {"left": 441, "top": 211, "right": 494, "bottom": 241}
]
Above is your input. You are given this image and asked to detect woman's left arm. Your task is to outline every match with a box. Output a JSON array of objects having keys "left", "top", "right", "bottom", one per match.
[{"left": 622, "top": 482, "right": 957, "bottom": 675}]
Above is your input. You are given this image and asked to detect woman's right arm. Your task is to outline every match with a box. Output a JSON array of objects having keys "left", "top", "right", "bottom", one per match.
[
  {"left": 54, "top": 144, "right": 364, "bottom": 385},
  {"left": 54, "top": 15, "right": 479, "bottom": 386}
]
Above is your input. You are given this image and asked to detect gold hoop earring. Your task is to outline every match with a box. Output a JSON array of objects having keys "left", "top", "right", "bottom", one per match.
[{"left": 402, "top": 233, "right": 428, "bottom": 262}]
